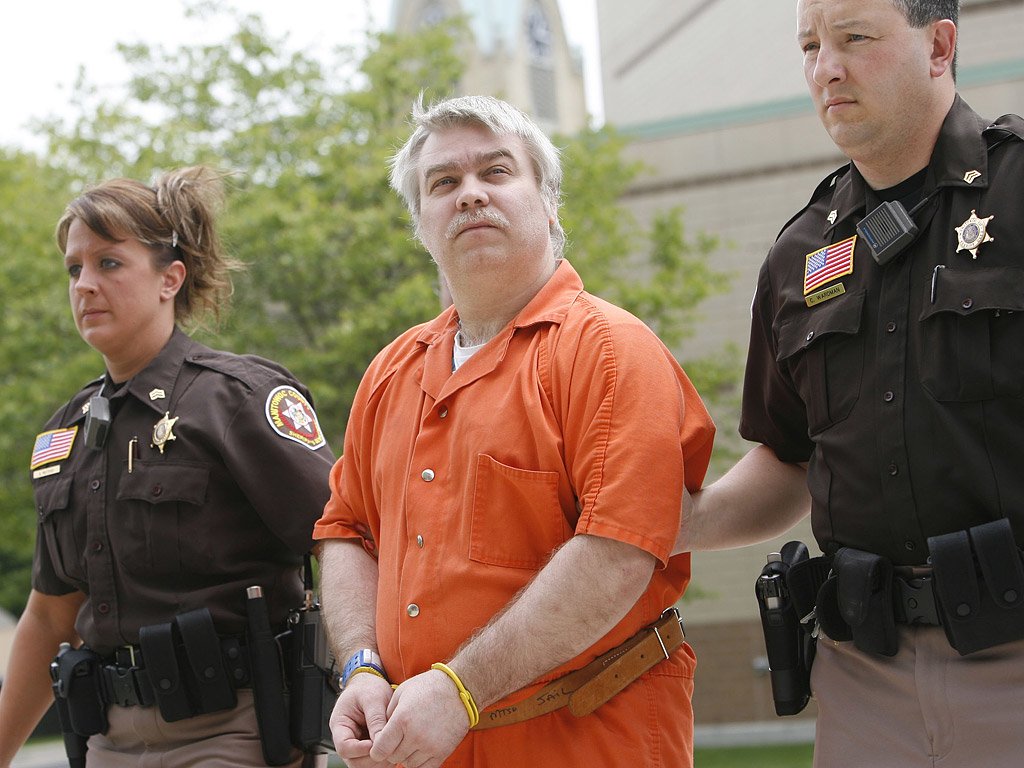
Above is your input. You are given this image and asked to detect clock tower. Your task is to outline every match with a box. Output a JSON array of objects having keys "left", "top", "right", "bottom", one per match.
[{"left": 391, "top": 0, "right": 587, "bottom": 135}]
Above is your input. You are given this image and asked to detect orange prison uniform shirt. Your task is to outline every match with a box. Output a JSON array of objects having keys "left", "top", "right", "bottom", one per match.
[{"left": 315, "top": 260, "right": 715, "bottom": 767}]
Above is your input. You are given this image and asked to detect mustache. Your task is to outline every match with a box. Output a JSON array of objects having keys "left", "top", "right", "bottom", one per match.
[{"left": 445, "top": 209, "right": 510, "bottom": 240}]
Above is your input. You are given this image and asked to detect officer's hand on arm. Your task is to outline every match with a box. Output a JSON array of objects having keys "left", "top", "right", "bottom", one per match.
[
  {"left": 673, "top": 444, "right": 810, "bottom": 554},
  {"left": 369, "top": 669, "right": 469, "bottom": 768},
  {"left": 330, "top": 672, "right": 394, "bottom": 767}
]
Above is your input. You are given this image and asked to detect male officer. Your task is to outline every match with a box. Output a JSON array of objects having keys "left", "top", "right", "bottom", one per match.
[{"left": 679, "top": 1, "right": 1024, "bottom": 766}]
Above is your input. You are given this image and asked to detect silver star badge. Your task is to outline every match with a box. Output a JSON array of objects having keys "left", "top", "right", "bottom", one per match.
[
  {"left": 151, "top": 412, "right": 180, "bottom": 454},
  {"left": 955, "top": 210, "right": 994, "bottom": 259}
]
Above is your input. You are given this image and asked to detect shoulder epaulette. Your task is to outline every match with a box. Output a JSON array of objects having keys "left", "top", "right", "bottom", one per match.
[
  {"left": 773, "top": 164, "right": 850, "bottom": 242},
  {"left": 984, "top": 113, "right": 1024, "bottom": 150},
  {"left": 186, "top": 346, "right": 293, "bottom": 392}
]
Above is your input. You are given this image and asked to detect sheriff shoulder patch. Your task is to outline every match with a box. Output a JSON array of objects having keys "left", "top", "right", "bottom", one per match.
[
  {"left": 265, "top": 386, "right": 326, "bottom": 450},
  {"left": 31, "top": 426, "right": 78, "bottom": 470}
]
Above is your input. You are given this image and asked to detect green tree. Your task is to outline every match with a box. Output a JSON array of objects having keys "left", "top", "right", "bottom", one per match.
[
  {"left": 560, "top": 128, "right": 729, "bottom": 346},
  {"left": 0, "top": 149, "right": 97, "bottom": 611},
  {"left": 0, "top": 5, "right": 737, "bottom": 616}
]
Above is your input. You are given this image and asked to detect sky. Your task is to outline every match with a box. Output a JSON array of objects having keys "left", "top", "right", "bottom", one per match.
[{"left": 0, "top": 1, "right": 601, "bottom": 152}]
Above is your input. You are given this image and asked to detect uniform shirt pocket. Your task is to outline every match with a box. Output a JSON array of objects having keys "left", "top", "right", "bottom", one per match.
[
  {"left": 34, "top": 472, "right": 86, "bottom": 585},
  {"left": 776, "top": 289, "right": 866, "bottom": 436},
  {"left": 918, "top": 266, "right": 1024, "bottom": 401},
  {"left": 469, "top": 454, "right": 567, "bottom": 569},
  {"left": 116, "top": 461, "right": 210, "bottom": 575}
]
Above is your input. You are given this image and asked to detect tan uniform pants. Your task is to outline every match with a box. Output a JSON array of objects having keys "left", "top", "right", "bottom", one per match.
[
  {"left": 87, "top": 689, "right": 327, "bottom": 767},
  {"left": 812, "top": 625, "right": 1024, "bottom": 768}
]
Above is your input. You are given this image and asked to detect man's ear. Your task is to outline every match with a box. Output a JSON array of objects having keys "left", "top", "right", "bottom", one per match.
[
  {"left": 161, "top": 260, "right": 187, "bottom": 301},
  {"left": 929, "top": 19, "right": 957, "bottom": 79}
]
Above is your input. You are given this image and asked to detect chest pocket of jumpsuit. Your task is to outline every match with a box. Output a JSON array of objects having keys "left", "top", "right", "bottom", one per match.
[
  {"left": 776, "top": 289, "right": 866, "bottom": 436},
  {"left": 34, "top": 472, "right": 87, "bottom": 585},
  {"left": 116, "top": 461, "right": 210, "bottom": 576},
  {"left": 918, "top": 266, "right": 1024, "bottom": 401},
  {"left": 469, "top": 454, "right": 570, "bottom": 570}
]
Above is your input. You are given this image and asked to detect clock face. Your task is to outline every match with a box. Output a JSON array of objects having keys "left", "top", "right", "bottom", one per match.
[{"left": 526, "top": 6, "right": 552, "bottom": 60}]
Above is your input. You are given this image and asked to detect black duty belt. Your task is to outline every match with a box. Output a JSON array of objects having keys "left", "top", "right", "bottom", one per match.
[
  {"left": 100, "top": 636, "right": 251, "bottom": 708},
  {"left": 810, "top": 520, "right": 1024, "bottom": 657}
]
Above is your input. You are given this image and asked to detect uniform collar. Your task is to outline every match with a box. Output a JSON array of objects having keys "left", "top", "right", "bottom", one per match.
[
  {"left": 824, "top": 96, "right": 991, "bottom": 237},
  {"left": 415, "top": 259, "right": 585, "bottom": 399},
  {"left": 64, "top": 329, "right": 194, "bottom": 426},
  {"left": 511, "top": 258, "right": 585, "bottom": 330},
  {"left": 414, "top": 259, "right": 584, "bottom": 348},
  {"left": 118, "top": 327, "right": 194, "bottom": 415}
]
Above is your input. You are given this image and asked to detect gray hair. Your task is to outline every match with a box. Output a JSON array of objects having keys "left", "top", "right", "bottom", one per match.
[{"left": 389, "top": 95, "right": 565, "bottom": 259}]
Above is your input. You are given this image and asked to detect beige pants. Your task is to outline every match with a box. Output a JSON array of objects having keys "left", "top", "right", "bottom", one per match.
[
  {"left": 812, "top": 625, "right": 1024, "bottom": 768},
  {"left": 86, "top": 689, "right": 327, "bottom": 767}
]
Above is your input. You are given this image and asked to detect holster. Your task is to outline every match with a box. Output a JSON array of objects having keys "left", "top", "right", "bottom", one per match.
[
  {"left": 929, "top": 518, "right": 1024, "bottom": 655},
  {"left": 50, "top": 644, "right": 108, "bottom": 737},
  {"left": 816, "top": 548, "right": 898, "bottom": 656},
  {"left": 283, "top": 552, "right": 340, "bottom": 754},
  {"left": 284, "top": 604, "right": 340, "bottom": 753},
  {"left": 755, "top": 541, "right": 812, "bottom": 716}
]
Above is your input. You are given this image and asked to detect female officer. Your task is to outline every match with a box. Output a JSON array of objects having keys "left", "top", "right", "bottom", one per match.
[{"left": 0, "top": 166, "right": 334, "bottom": 767}]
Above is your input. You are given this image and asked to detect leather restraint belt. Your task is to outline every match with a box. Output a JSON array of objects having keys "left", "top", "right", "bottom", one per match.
[{"left": 473, "top": 607, "right": 685, "bottom": 730}]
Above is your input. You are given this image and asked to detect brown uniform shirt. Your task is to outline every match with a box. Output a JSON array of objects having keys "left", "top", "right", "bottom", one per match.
[
  {"left": 740, "top": 97, "right": 1024, "bottom": 564},
  {"left": 30, "top": 328, "right": 334, "bottom": 654}
]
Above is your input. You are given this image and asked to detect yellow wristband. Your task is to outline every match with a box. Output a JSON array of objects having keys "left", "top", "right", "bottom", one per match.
[
  {"left": 431, "top": 662, "right": 480, "bottom": 728},
  {"left": 347, "top": 665, "right": 386, "bottom": 686}
]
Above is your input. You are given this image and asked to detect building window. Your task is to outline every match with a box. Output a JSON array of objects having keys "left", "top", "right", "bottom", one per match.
[
  {"left": 525, "top": 3, "right": 553, "bottom": 61},
  {"left": 530, "top": 65, "right": 556, "bottom": 121},
  {"left": 526, "top": 4, "right": 556, "bottom": 120}
]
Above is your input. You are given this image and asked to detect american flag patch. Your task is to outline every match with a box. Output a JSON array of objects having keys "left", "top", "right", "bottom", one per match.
[
  {"left": 804, "top": 235, "right": 857, "bottom": 295},
  {"left": 30, "top": 427, "right": 78, "bottom": 470}
]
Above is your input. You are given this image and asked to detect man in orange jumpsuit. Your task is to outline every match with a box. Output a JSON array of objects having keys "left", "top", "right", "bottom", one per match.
[{"left": 314, "top": 95, "right": 715, "bottom": 768}]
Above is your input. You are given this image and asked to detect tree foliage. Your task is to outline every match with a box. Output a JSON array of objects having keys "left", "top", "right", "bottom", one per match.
[{"left": 0, "top": 5, "right": 736, "bottom": 615}]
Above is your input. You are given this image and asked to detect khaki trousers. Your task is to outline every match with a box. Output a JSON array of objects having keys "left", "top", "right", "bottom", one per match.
[
  {"left": 87, "top": 689, "right": 327, "bottom": 767},
  {"left": 812, "top": 625, "right": 1024, "bottom": 768}
]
